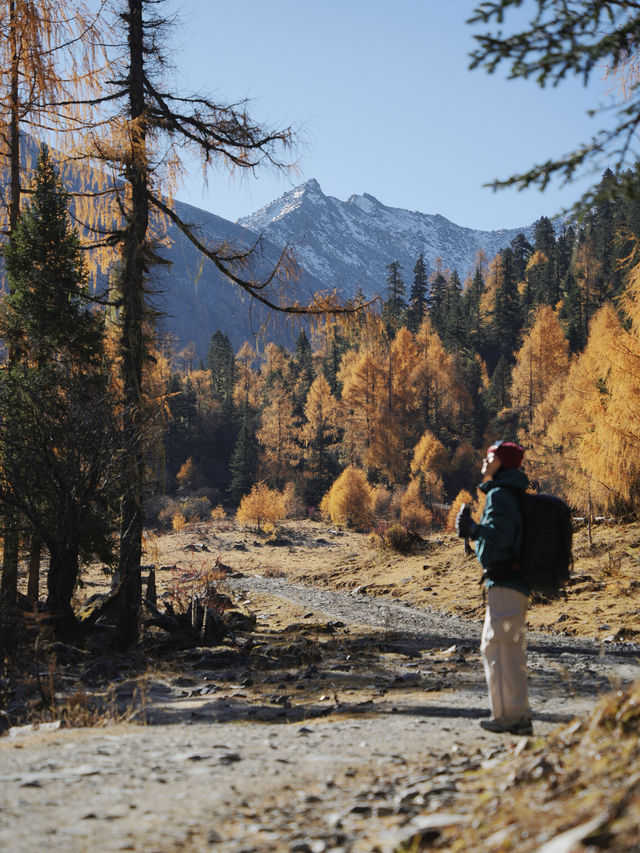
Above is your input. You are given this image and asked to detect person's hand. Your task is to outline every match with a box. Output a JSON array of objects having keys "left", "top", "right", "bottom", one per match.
[{"left": 455, "top": 503, "right": 478, "bottom": 539}]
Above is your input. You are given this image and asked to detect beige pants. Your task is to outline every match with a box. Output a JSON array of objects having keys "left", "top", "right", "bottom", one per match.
[{"left": 481, "top": 585, "right": 531, "bottom": 723}]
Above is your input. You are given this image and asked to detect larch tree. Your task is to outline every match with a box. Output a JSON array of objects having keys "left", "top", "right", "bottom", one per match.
[
  {"left": 547, "top": 305, "right": 629, "bottom": 513},
  {"left": 367, "top": 327, "right": 419, "bottom": 483},
  {"left": 338, "top": 346, "right": 381, "bottom": 470},
  {"left": 412, "top": 318, "right": 465, "bottom": 442},
  {"left": 409, "top": 429, "right": 448, "bottom": 507},
  {"left": 510, "top": 305, "right": 569, "bottom": 427},
  {"left": 89, "top": 0, "right": 359, "bottom": 645},
  {"left": 256, "top": 343, "right": 301, "bottom": 485}
]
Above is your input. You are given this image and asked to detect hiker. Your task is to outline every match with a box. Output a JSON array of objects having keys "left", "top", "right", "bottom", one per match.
[{"left": 455, "top": 440, "right": 533, "bottom": 736}]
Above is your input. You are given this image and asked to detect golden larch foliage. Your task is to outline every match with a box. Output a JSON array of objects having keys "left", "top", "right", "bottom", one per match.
[
  {"left": 233, "top": 343, "right": 260, "bottom": 410},
  {"left": 511, "top": 305, "right": 569, "bottom": 425},
  {"left": 338, "top": 347, "right": 381, "bottom": 468},
  {"left": 236, "top": 482, "right": 287, "bottom": 532},
  {"left": 300, "top": 374, "right": 339, "bottom": 446},
  {"left": 176, "top": 457, "right": 197, "bottom": 490},
  {"left": 412, "top": 318, "right": 468, "bottom": 436},
  {"left": 548, "top": 305, "right": 630, "bottom": 511},
  {"left": 320, "top": 466, "right": 373, "bottom": 530},
  {"left": 399, "top": 478, "right": 433, "bottom": 534},
  {"left": 410, "top": 430, "right": 448, "bottom": 479}
]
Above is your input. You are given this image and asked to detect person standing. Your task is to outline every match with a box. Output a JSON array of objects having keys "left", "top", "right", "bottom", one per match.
[{"left": 456, "top": 440, "right": 533, "bottom": 735}]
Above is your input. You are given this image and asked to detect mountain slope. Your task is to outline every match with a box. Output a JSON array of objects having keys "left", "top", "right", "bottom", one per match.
[
  {"left": 238, "top": 178, "right": 533, "bottom": 300},
  {"left": 152, "top": 200, "right": 325, "bottom": 358}
]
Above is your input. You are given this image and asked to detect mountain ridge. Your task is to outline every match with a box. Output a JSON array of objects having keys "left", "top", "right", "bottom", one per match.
[{"left": 237, "top": 178, "right": 534, "bottom": 304}]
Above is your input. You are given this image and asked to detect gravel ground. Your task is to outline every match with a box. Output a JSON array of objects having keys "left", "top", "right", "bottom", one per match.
[{"left": 2, "top": 575, "right": 639, "bottom": 853}]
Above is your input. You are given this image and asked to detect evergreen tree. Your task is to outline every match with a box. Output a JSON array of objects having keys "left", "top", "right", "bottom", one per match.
[
  {"left": 291, "top": 328, "right": 314, "bottom": 414},
  {"left": 559, "top": 269, "right": 585, "bottom": 352},
  {"left": 381, "top": 260, "right": 407, "bottom": 334},
  {"left": 463, "top": 264, "right": 485, "bottom": 352},
  {"left": 407, "top": 253, "right": 428, "bottom": 333},
  {"left": 0, "top": 146, "right": 118, "bottom": 632},
  {"left": 228, "top": 404, "right": 259, "bottom": 504},
  {"left": 488, "top": 248, "right": 522, "bottom": 370},
  {"left": 485, "top": 355, "right": 513, "bottom": 421},
  {"left": 428, "top": 270, "right": 447, "bottom": 337},
  {"left": 321, "top": 324, "right": 346, "bottom": 396},
  {"left": 510, "top": 232, "right": 533, "bottom": 282},
  {"left": 300, "top": 374, "right": 340, "bottom": 506},
  {"left": 207, "top": 330, "right": 236, "bottom": 405},
  {"left": 441, "top": 269, "right": 465, "bottom": 350}
]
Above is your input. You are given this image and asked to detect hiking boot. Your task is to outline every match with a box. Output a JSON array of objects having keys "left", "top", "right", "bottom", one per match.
[{"left": 479, "top": 717, "right": 533, "bottom": 735}]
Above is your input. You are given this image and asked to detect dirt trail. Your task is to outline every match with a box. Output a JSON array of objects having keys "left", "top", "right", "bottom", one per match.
[{"left": 3, "top": 564, "right": 639, "bottom": 853}]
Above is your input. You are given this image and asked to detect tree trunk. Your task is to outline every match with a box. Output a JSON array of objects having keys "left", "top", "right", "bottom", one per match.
[
  {"left": 27, "top": 533, "right": 41, "bottom": 602},
  {"left": 116, "top": 0, "right": 149, "bottom": 648},
  {"left": 1, "top": 0, "right": 22, "bottom": 611},
  {"left": 46, "top": 536, "right": 80, "bottom": 638},
  {"left": 0, "top": 517, "right": 19, "bottom": 610}
]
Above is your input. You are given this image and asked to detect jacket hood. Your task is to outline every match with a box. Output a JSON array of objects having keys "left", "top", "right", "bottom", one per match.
[{"left": 479, "top": 466, "right": 529, "bottom": 494}]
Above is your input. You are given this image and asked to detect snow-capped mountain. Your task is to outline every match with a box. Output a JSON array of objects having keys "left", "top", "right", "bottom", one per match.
[{"left": 238, "top": 178, "right": 533, "bottom": 300}]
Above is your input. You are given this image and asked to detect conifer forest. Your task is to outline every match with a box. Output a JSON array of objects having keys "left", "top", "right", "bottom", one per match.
[
  {"left": 1, "top": 2, "right": 640, "bottom": 642},
  {"left": 3, "top": 3, "right": 640, "bottom": 850}
]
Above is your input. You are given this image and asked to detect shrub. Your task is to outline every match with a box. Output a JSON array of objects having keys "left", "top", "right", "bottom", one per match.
[
  {"left": 154, "top": 496, "right": 182, "bottom": 528},
  {"left": 371, "top": 484, "right": 392, "bottom": 518},
  {"left": 181, "top": 495, "right": 212, "bottom": 522},
  {"left": 171, "top": 510, "right": 187, "bottom": 532},
  {"left": 236, "top": 482, "right": 287, "bottom": 532},
  {"left": 383, "top": 522, "right": 418, "bottom": 554},
  {"left": 320, "top": 466, "right": 373, "bottom": 530},
  {"left": 400, "top": 478, "right": 433, "bottom": 535},
  {"left": 210, "top": 504, "right": 226, "bottom": 521}
]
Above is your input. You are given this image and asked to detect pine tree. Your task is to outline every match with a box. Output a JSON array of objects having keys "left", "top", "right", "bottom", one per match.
[
  {"left": 428, "top": 269, "right": 447, "bottom": 337},
  {"left": 228, "top": 404, "right": 259, "bottom": 504},
  {"left": 463, "top": 261, "right": 486, "bottom": 353},
  {"left": 407, "top": 253, "right": 428, "bottom": 333},
  {"left": 0, "top": 146, "right": 118, "bottom": 631},
  {"left": 509, "top": 232, "right": 533, "bottom": 283},
  {"left": 488, "top": 248, "right": 522, "bottom": 370},
  {"left": 441, "top": 269, "right": 465, "bottom": 350},
  {"left": 291, "top": 328, "right": 314, "bottom": 415},
  {"left": 207, "top": 330, "right": 236, "bottom": 405},
  {"left": 320, "top": 322, "right": 346, "bottom": 396},
  {"left": 381, "top": 260, "right": 407, "bottom": 334},
  {"left": 300, "top": 374, "right": 340, "bottom": 506}
]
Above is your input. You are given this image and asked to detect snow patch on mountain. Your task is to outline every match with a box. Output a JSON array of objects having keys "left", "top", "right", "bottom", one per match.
[{"left": 239, "top": 180, "right": 534, "bottom": 301}]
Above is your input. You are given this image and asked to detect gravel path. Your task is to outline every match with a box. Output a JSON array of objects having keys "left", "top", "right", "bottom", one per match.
[{"left": 2, "top": 575, "right": 639, "bottom": 852}]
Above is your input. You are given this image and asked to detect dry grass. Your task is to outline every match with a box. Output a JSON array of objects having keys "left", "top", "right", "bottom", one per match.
[
  {"left": 6, "top": 514, "right": 640, "bottom": 848},
  {"left": 404, "top": 682, "right": 640, "bottom": 852}
]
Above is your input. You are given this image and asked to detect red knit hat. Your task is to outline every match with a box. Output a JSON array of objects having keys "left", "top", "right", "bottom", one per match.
[{"left": 487, "top": 440, "right": 524, "bottom": 469}]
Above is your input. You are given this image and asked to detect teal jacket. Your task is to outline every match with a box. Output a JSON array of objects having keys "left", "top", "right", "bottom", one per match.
[{"left": 475, "top": 467, "right": 530, "bottom": 596}]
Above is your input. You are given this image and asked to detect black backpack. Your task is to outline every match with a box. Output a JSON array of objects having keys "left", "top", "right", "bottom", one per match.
[{"left": 486, "top": 489, "right": 574, "bottom": 598}]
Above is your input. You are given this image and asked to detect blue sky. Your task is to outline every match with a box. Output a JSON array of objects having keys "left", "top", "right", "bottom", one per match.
[{"left": 165, "top": 1, "right": 615, "bottom": 231}]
